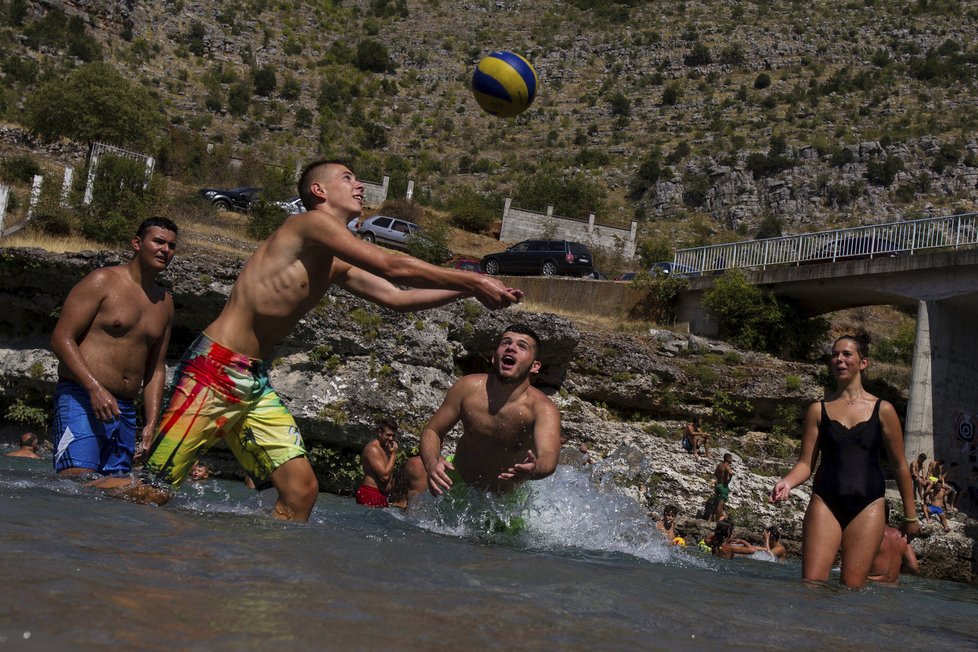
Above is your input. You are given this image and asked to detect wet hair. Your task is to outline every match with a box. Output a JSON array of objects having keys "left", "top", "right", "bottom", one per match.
[
  {"left": 501, "top": 324, "right": 542, "bottom": 358},
  {"left": 692, "top": 417, "right": 700, "bottom": 427},
  {"left": 376, "top": 417, "right": 398, "bottom": 433},
  {"left": 136, "top": 217, "right": 178, "bottom": 238},
  {"left": 711, "top": 520, "right": 734, "bottom": 555},
  {"left": 20, "top": 432, "right": 37, "bottom": 447},
  {"left": 766, "top": 526, "right": 781, "bottom": 542},
  {"left": 834, "top": 332, "right": 871, "bottom": 359},
  {"left": 663, "top": 504, "right": 678, "bottom": 517},
  {"left": 298, "top": 159, "right": 350, "bottom": 210},
  {"left": 723, "top": 453, "right": 733, "bottom": 462}
]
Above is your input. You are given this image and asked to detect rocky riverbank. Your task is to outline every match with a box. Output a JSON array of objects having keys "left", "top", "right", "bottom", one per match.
[{"left": 0, "top": 246, "right": 974, "bottom": 583}]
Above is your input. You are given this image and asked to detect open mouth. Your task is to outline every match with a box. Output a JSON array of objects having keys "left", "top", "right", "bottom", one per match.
[
  {"left": 500, "top": 353, "right": 517, "bottom": 367},
  {"left": 353, "top": 193, "right": 364, "bottom": 203}
]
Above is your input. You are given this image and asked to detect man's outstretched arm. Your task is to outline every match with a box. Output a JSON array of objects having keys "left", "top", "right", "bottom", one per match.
[{"left": 419, "top": 381, "right": 468, "bottom": 495}]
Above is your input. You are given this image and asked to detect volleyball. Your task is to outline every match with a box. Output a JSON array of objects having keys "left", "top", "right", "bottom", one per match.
[{"left": 471, "top": 51, "right": 538, "bottom": 118}]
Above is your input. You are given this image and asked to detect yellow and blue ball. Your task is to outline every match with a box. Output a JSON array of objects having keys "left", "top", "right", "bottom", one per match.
[{"left": 471, "top": 51, "right": 538, "bottom": 118}]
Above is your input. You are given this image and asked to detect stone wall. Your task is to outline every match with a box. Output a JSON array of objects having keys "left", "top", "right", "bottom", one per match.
[{"left": 499, "top": 198, "right": 638, "bottom": 258}]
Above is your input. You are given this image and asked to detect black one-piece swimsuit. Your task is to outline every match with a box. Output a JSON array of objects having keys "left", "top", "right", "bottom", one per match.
[{"left": 812, "top": 399, "right": 885, "bottom": 528}]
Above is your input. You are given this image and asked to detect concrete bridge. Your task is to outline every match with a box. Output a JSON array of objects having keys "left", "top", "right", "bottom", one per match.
[{"left": 675, "top": 246, "right": 978, "bottom": 476}]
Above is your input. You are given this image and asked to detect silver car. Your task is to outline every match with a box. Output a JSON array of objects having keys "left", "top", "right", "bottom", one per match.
[{"left": 357, "top": 215, "right": 422, "bottom": 250}]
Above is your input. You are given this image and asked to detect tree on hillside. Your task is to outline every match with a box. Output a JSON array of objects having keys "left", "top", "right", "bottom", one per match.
[
  {"left": 24, "top": 62, "right": 164, "bottom": 149},
  {"left": 514, "top": 167, "right": 607, "bottom": 219}
]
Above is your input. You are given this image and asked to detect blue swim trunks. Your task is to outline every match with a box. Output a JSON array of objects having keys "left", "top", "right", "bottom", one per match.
[
  {"left": 928, "top": 505, "right": 945, "bottom": 515},
  {"left": 52, "top": 380, "right": 137, "bottom": 475}
]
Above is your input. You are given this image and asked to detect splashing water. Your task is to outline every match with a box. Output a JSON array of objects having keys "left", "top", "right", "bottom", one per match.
[{"left": 403, "top": 462, "right": 703, "bottom": 568}]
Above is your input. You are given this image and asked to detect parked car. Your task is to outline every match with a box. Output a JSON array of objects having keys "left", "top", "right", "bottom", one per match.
[
  {"left": 480, "top": 239, "right": 594, "bottom": 277},
  {"left": 356, "top": 215, "right": 452, "bottom": 262},
  {"left": 584, "top": 270, "right": 609, "bottom": 280},
  {"left": 199, "top": 186, "right": 261, "bottom": 213},
  {"left": 648, "top": 261, "right": 700, "bottom": 278},
  {"left": 357, "top": 215, "right": 423, "bottom": 250},
  {"left": 274, "top": 196, "right": 304, "bottom": 215},
  {"left": 615, "top": 272, "right": 637, "bottom": 282},
  {"left": 450, "top": 257, "right": 486, "bottom": 274},
  {"left": 808, "top": 235, "right": 904, "bottom": 264}
]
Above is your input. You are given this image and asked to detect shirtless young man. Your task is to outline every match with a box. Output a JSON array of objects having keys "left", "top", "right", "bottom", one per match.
[
  {"left": 869, "top": 501, "right": 919, "bottom": 584},
  {"left": 356, "top": 418, "right": 399, "bottom": 508},
  {"left": 711, "top": 453, "right": 734, "bottom": 522},
  {"left": 106, "top": 160, "right": 520, "bottom": 522},
  {"left": 50, "top": 217, "right": 177, "bottom": 477},
  {"left": 6, "top": 432, "right": 42, "bottom": 459},
  {"left": 909, "top": 453, "right": 927, "bottom": 504},
  {"left": 420, "top": 325, "right": 561, "bottom": 497}
]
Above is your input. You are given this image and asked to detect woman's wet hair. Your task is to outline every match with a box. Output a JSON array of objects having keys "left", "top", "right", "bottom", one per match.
[
  {"left": 833, "top": 332, "right": 871, "bottom": 359},
  {"left": 766, "top": 526, "right": 781, "bottom": 542}
]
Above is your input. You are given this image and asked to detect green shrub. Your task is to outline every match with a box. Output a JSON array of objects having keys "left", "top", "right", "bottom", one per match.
[
  {"left": 754, "top": 72, "right": 772, "bottom": 89},
  {"left": 704, "top": 269, "right": 828, "bottom": 359},
  {"left": 874, "top": 320, "right": 916, "bottom": 364},
  {"left": 247, "top": 199, "right": 288, "bottom": 240},
  {"left": 446, "top": 187, "right": 499, "bottom": 233},
  {"left": 356, "top": 38, "right": 392, "bottom": 73},
  {"left": 866, "top": 154, "right": 904, "bottom": 186},
  {"left": 78, "top": 155, "right": 157, "bottom": 245},
  {"left": 0, "top": 153, "right": 41, "bottom": 183},
  {"left": 629, "top": 273, "right": 688, "bottom": 323},
  {"left": 407, "top": 220, "right": 452, "bottom": 264}
]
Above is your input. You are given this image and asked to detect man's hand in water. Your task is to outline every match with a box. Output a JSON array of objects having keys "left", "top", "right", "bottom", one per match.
[
  {"left": 498, "top": 450, "right": 537, "bottom": 482},
  {"left": 426, "top": 457, "right": 455, "bottom": 496}
]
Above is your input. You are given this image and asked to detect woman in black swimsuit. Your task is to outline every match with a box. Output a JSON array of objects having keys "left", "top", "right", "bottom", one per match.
[{"left": 770, "top": 334, "right": 920, "bottom": 588}]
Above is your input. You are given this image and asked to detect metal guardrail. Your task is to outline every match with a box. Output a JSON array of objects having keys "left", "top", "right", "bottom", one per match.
[{"left": 674, "top": 212, "right": 978, "bottom": 274}]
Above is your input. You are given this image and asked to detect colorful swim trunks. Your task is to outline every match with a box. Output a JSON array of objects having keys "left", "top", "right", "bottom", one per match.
[
  {"left": 144, "top": 333, "right": 306, "bottom": 488},
  {"left": 356, "top": 483, "right": 389, "bottom": 508},
  {"left": 52, "top": 380, "right": 137, "bottom": 475}
]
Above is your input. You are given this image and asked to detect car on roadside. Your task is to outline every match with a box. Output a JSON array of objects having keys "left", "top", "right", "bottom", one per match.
[
  {"left": 615, "top": 272, "right": 637, "bottom": 282},
  {"left": 449, "top": 257, "right": 486, "bottom": 274},
  {"left": 274, "top": 196, "right": 304, "bottom": 215},
  {"left": 584, "top": 270, "right": 609, "bottom": 280},
  {"left": 357, "top": 215, "right": 422, "bottom": 249},
  {"left": 356, "top": 215, "right": 452, "bottom": 262},
  {"left": 199, "top": 186, "right": 261, "bottom": 213},
  {"left": 648, "top": 261, "right": 700, "bottom": 278},
  {"left": 480, "top": 239, "right": 594, "bottom": 277}
]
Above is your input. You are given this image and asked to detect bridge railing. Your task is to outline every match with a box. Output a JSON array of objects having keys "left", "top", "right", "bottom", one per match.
[{"left": 674, "top": 212, "right": 978, "bottom": 274}]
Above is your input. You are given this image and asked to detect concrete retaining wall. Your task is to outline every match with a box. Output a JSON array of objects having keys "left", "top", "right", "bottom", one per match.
[
  {"left": 497, "top": 275, "right": 647, "bottom": 317},
  {"left": 499, "top": 199, "right": 638, "bottom": 259}
]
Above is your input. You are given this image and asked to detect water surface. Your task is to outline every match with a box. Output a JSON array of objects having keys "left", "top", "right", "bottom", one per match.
[{"left": 2, "top": 457, "right": 975, "bottom": 650}]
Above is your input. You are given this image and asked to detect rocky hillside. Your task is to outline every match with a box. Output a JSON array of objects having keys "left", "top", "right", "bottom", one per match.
[
  {"left": 0, "top": 245, "right": 972, "bottom": 582},
  {"left": 2, "top": 1, "right": 978, "bottom": 247}
]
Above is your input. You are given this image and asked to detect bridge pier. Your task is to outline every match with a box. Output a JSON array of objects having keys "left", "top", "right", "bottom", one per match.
[{"left": 905, "top": 299, "right": 978, "bottom": 473}]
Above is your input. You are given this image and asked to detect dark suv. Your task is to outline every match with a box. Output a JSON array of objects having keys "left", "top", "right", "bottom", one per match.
[
  {"left": 199, "top": 186, "right": 261, "bottom": 213},
  {"left": 481, "top": 239, "right": 594, "bottom": 277}
]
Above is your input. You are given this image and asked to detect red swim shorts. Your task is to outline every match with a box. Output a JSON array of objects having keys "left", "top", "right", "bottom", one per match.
[{"left": 355, "top": 483, "right": 389, "bottom": 507}]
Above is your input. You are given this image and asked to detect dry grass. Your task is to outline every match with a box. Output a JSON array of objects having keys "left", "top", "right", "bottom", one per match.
[
  {"left": 514, "top": 299, "right": 652, "bottom": 333},
  {"left": 0, "top": 229, "right": 103, "bottom": 253}
]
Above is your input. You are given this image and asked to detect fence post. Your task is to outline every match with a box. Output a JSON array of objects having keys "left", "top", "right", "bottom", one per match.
[
  {"left": 0, "top": 185, "right": 8, "bottom": 233},
  {"left": 61, "top": 167, "right": 73, "bottom": 207},
  {"left": 27, "top": 174, "right": 43, "bottom": 220}
]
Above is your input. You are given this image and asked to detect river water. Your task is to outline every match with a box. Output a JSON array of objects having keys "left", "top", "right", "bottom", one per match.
[{"left": 2, "top": 455, "right": 976, "bottom": 651}]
